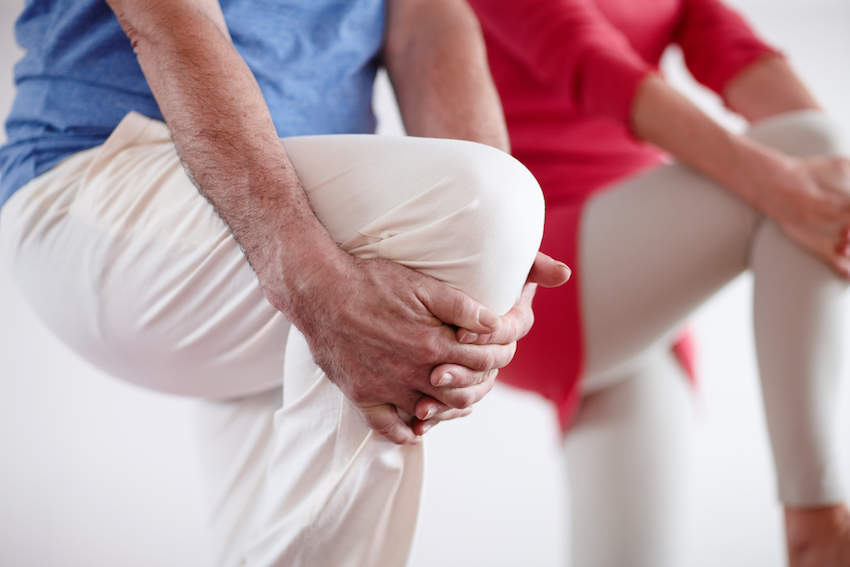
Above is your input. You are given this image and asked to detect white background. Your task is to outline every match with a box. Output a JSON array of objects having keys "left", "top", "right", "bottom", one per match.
[{"left": 1, "top": 0, "right": 849, "bottom": 565}]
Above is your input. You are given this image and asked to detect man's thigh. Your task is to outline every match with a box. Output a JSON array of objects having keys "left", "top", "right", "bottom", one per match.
[{"left": 0, "top": 112, "right": 288, "bottom": 399}]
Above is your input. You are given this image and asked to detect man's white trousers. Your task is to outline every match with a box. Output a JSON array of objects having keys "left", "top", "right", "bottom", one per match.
[{"left": 0, "top": 112, "right": 544, "bottom": 566}]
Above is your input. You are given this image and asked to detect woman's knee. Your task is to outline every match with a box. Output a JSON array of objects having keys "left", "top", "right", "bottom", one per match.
[{"left": 748, "top": 109, "right": 846, "bottom": 157}]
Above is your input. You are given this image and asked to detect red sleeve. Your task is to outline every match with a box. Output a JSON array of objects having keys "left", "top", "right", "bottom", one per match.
[
  {"left": 673, "top": 0, "right": 780, "bottom": 94},
  {"left": 468, "top": 0, "right": 653, "bottom": 123}
]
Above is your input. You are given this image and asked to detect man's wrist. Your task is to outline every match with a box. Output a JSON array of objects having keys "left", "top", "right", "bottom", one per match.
[{"left": 249, "top": 213, "right": 348, "bottom": 320}]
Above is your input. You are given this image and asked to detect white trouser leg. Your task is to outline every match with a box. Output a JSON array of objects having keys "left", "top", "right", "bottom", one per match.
[
  {"left": 747, "top": 116, "right": 850, "bottom": 506},
  {"left": 238, "top": 134, "right": 542, "bottom": 567},
  {"left": 194, "top": 388, "right": 282, "bottom": 567},
  {"left": 0, "top": 113, "right": 545, "bottom": 567},
  {"left": 569, "top": 110, "right": 847, "bottom": 565},
  {"left": 565, "top": 348, "right": 695, "bottom": 567}
]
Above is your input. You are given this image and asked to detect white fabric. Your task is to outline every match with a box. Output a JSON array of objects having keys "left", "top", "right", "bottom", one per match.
[
  {"left": 0, "top": 112, "right": 545, "bottom": 566},
  {"left": 567, "top": 110, "right": 848, "bottom": 566},
  {"left": 566, "top": 347, "right": 696, "bottom": 567}
]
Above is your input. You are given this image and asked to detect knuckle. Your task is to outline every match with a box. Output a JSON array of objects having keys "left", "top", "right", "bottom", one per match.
[
  {"left": 371, "top": 416, "right": 404, "bottom": 443},
  {"left": 483, "top": 347, "right": 501, "bottom": 370},
  {"left": 452, "top": 390, "right": 475, "bottom": 409},
  {"left": 467, "top": 351, "right": 491, "bottom": 372},
  {"left": 452, "top": 293, "right": 474, "bottom": 320},
  {"left": 418, "top": 334, "right": 444, "bottom": 363},
  {"left": 346, "top": 382, "right": 373, "bottom": 405},
  {"left": 480, "top": 368, "right": 499, "bottom": 385},
  {"left": 458, "top": 368, "right": 479, "bottom": 388},
  {"left": 487, "top": 345, "right": 515, "bottom": 371},
  {"left": 522, "top": 309, "right": 535, "bottom": 334},
  {"left": 475, "top": 381, "right": 495, "bottom": 401},
  {"left": 489, "top": 344, "right": 514, "bottom": 369}
]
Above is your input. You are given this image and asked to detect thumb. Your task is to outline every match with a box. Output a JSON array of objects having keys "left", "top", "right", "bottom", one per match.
[{"left": 528, "top": 251, "right": 571, "bottom": 288}]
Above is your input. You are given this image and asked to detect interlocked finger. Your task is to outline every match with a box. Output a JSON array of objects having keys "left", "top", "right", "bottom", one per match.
[
  {"left": 410, "top": 407, "right": 474, "bottom": 437},
  {"left": 425, "top": 370, "right": 499, "bottom": 411},
  {"left": 430, "top": 364, "right": 499, "bottom": 389}
]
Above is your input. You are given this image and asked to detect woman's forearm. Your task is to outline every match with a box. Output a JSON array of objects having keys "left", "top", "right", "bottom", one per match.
[
  {"left": 630, "top": 74, "right": 798, "bottom": 216},
  {"left": 630, "top": 73, "right": 850, "bottom": 277},
  {"left": 723, "top": 54, "right": 820, "bottom": 122}
]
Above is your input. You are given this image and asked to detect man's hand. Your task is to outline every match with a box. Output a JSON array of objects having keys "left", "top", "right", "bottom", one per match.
[
  {"left": 110, "top": 0, "right": 570, "bottom": 445},
  {"left": 287, "top": 250, "right": 544, "bottom": 445},
  {"left": 410, "top": 252, "right": 571, "bottom": 435}
]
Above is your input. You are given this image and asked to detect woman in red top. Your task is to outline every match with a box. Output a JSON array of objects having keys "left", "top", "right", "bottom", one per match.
[{"left": 466, "top": 0, "right": 850, "bottom": 564}]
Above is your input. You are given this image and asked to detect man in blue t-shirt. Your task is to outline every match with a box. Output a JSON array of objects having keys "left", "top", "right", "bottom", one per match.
[{"left": 0, "top": 0, "right": 568, "bottom": 563}]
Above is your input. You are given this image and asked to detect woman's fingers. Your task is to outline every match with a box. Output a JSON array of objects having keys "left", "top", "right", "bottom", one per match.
[{"left": 769, "top": 157, "right": 850, "bottom": 279}]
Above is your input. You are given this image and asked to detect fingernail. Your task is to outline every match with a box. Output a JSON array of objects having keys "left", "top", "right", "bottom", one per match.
[
  {"left": 436, "top": 372, "right": 453, "bottom": 387},
  {"left": 419, "top": 422, "right": 435, "bottom": 435},
  {"left": 477, "top": 307, "right": 499, "bottom": 329},
  {"left": 459, "top": 332, "right": 478, "bottom": 344},
  {"left": 423, "top": 406, "right": 438, "bottom": 420}
]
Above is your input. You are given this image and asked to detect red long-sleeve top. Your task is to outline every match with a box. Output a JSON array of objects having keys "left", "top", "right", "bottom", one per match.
[{"left": 467, "top": 0, "right": 777, "bottom": 428}]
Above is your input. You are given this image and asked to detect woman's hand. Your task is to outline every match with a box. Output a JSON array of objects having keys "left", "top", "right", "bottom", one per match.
[
  {"left": 631, "top": 75, "right": 850, "bottom": 278},
  {"left": 765, "top": 155, "right": 850, "bottom": 278}
]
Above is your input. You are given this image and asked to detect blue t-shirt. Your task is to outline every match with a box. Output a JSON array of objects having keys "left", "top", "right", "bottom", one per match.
[{"left": 0, "top": 0, "right": 385, "bottom": 207}]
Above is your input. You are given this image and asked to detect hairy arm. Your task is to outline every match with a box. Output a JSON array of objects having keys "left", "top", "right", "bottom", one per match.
[
  {"left": 105, "top": 0, "right": 535, "bottom": 443},
  {"left": 105, "top": 0, "right": 341, "bottom": 311}
]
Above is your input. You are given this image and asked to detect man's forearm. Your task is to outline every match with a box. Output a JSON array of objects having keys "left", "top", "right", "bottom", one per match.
[
  {"left": 106, "top": 0, "right": 344, "bottom": 318},
  {"left": 384, "top": 0, "right": 509, "bottom": 151}
]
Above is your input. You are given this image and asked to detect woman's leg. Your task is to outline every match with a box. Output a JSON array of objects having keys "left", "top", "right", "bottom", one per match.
[
  {"left": 747, "top": 114, "right": 850, "bottom": 565},
  {"left": 568, "top": 110, "right": 848, "bottom": 566},
  {"left": 568, "top": 156, "right": 756, "bottom": 567},
  {"left": 565, "top": 347, "right": 696, "bottom": 567}
]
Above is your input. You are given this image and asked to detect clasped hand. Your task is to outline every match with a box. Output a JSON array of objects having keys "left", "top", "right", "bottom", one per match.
[
  {"left": 767, "top": 155, "right": 850, "bottom": 278},
  {"left": 291, "top": 251, "right": 569, "bottom": 444}
]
